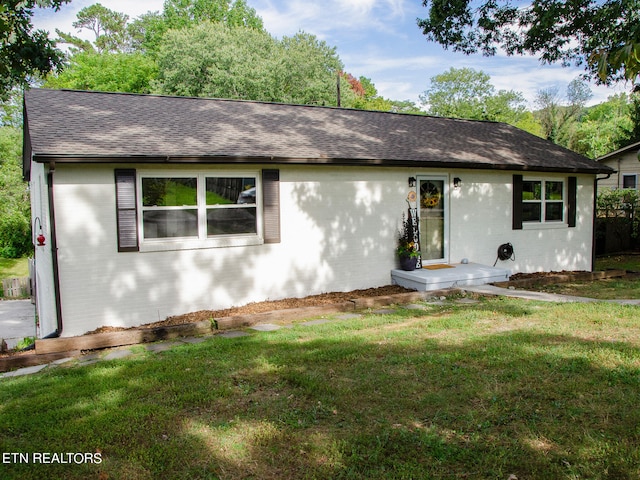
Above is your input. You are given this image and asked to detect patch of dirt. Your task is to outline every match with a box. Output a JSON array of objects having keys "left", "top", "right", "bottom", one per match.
[
  {"left": 86, "top": 285, "right": 413, "bottom": 334},
  {"left": 508, "top": 270, "right": 589, "bottom": 281}
]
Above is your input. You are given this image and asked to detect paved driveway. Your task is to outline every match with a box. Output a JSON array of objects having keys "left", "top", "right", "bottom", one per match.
[{"left": 0, "top": 300, "right": 36, "bottom": 349}]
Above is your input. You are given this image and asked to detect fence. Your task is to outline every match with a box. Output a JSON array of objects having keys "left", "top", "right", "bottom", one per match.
[
  {"left": 596, "top": 189, "right": 640, "bottom": 255},
  {"left": 1, "top": 277, "right": 32, "bottom": 298}
]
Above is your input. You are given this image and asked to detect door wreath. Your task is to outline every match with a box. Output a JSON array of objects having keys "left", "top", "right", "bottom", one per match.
[{"left": 420, "top": 181, "right": 441, "bottom": 208}]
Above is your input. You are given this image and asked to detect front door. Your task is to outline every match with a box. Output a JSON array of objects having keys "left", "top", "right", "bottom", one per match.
[{"left": 418, "top": 176, "right": 448, "bottom": 263}]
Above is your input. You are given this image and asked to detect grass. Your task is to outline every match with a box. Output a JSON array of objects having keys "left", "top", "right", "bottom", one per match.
[
  {"left": 521, "top": 255, "right": 640, "bottom": 299},
  {"left": 596, "top": 254, "right": 640, "bottom": 272},
  {"left": 0, "top": 257, "right": 29, "bottom": 281},
  {"left": 1, "top": 297, "right": 640, "bottom": 479},
  {"left": 528, "top": 276, "right": 640, "bottom": 299}
]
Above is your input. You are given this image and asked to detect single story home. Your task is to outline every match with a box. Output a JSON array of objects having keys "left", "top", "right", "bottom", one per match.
[
  {"left": 596, "top": 140, "right": 640, "bottom": 190},
  {"left": 23, "top": 88, "right": 613, "bottom": 338}
]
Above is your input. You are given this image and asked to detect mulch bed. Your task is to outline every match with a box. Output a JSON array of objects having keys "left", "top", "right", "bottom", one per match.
[{"left": 86, "top": 285, "right": 413, "bottom": 334}]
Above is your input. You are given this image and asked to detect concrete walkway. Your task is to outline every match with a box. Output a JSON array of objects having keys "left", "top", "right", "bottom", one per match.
[{"left": 0, "top": 300, "right": 36, "bottom": 350}]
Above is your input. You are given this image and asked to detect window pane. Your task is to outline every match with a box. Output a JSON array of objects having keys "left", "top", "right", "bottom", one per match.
[
  {"left": 522, "top": 181, "right": 541, "bottom": 201},
  {"left": 143, "top": 210, "right": 198, "bottom": 238},
  {"left": 142, "top": 178, "right": 197, "bottom": 206},
  {"left": 207, "top": 207, "right": 257, "bottom": 235},
  {"left": 545, "top": 181, "right": 563, "bottom": 200},
  {"left": 206, "top": 177, "right": 256, "bottom": 205},
  {"left": 545, "top": 202, "right": 564, "bottom": 221},
  {"left": 623, "top": 175, "right": 637, "bottom": 189},
  {"left": 522, "top": 203, "right": 541, "bottom": 222}
]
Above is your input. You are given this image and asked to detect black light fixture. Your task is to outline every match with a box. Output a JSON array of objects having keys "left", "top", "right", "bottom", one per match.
[
  {"left": 408, "top": 177, "right": 416, "bottom": 187},
  {"left": 453, "top": 177, "right": 462, "bottom": 188}
]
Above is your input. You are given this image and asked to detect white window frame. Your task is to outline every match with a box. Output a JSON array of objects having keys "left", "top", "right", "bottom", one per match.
[
  {"left": 622, "top": 174, "right": 638, "bottom": 190},
  {"left": 522, "top": 178, "right": 567, "bottom": 228},
  {"left": 137, "top": 170, "right": 263, "bottom": 252}
]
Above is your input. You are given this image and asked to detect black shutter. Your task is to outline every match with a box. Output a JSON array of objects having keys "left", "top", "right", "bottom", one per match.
[
  {"left": 115, "top": 169, "right": 139, "bottom": 252},
  {"left": 513, "top": 174, "right": 523, "bottom": 230},
  {"left": 262, "top": 169, "right": 281, "bottom": 244},
  {"left": 568, "top": 176, "right": 577, "bottom": 227}
]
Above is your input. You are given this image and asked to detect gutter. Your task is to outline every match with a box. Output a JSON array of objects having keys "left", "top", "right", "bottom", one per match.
[
  {"left": 44, "top": 162, "right": 63, "bottom": 338},
  {"left": 30, "top": 154, "right": 614, "bottom": 176}
]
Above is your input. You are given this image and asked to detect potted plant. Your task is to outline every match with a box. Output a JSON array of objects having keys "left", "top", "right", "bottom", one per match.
[{"left": 397, "top": 212, "right": 420, "bottom": 271}]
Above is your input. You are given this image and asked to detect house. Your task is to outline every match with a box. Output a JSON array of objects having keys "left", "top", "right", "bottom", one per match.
[
  {"left": 596, "top": 140, "right": 640, "bottom": 190},
  {"left": 23, "top": 88, "right": 613, "bottom": 338}
]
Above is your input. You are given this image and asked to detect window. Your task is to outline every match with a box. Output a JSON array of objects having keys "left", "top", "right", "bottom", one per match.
[
  {"left": 522, "top": 180, "right": 564, "bottom": 223},
  {"left": 140, "top": 174, "right": 258, "bottom": 241},
  {"left": 623, "top": 174, "right": 637, "bottom": 190},
  {"left": 115, "top": 169, "right": 280, "bottom": 252}
]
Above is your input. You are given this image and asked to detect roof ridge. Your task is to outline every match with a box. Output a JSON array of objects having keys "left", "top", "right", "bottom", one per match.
[{"left": 29, "top": 87, "right": 506, "bottom": 125}]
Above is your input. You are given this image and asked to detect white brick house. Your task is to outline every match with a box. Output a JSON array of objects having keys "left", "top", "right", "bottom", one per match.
[{"left": 23, "top": 89, "right": 612, "bottom": 337}]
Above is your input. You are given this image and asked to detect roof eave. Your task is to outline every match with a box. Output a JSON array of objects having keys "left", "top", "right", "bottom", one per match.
[{"left": 30, "top": 153, "right": 612, "bottom": 175}]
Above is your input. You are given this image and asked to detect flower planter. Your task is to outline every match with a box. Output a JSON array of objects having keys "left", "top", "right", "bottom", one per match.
[{"left": 399, "top": 256, "right": 418, "bottom": 271}]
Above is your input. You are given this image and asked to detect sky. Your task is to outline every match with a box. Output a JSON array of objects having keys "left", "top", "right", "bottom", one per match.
[{"left": 32, "top": 0, "right": 631, "bottom": 108}]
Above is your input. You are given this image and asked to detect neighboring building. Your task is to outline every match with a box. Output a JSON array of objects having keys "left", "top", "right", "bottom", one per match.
[
  {"left": 23, "top": 89, "right": 613, "bottom": 337},
  {"left": 597, "top": 141, "right": 640, "bottom": 190}
]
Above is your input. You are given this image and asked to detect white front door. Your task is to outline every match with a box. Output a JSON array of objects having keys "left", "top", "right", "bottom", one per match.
[{"left": 418, "top": 176, "right": 448, "bottom": 264}]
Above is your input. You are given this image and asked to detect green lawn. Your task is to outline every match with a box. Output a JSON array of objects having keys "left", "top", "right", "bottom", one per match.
[
  {"left": 595, "top": 254, "right": 640, "bottom": 272},
  {"left": 0, "top": 257, "right": 29, "bottom": 280},
  {"left": 523, "top": 255, "right": 640, "bottom": 299},
  {"left": 1, "top": 298, "right": 639, "bottom": 479}
]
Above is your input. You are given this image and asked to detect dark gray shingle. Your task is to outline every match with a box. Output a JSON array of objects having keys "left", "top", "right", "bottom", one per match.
[{"left": 24, "top": 88, "right": 611, "bottom": 174}]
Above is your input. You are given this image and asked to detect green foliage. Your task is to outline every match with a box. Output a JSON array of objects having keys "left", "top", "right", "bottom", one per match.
[
  {"left": 420, "top": 67, "right": 536, "bottom": 133},
  {"left": 130, "top": 0, "right": 264, "bottom": 55},
  {"left": 0, "top": 126, "right": 31, "bottom": 258},
  {"left": 44, "top": 51, "right": 158, "bottom": 93},
  {"left": 155, "top": 23, "right": 343, "bottom": 105},
  {"left": 418, "top": 0, "right": 640, "bottom": 84},
  {"left": 0, "top": 0, "right": 69, "bottom": 100}
]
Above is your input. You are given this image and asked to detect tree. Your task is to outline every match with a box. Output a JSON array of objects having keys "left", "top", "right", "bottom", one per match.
[
  {"left": 419, "top": 67, "right": 533, "bottom": 130},
  {"left": 56, "top": 3, "right": 130, "bottom": 53},
  {"left": 0, "top": 0, "right": 70, "bottom": 100},
  {"left": 569, "top": 94, "right": 632, "bottom": 157},
  {"left": 130, "top": 0, "right": 264, "bottom": 55},
  {"left": 535, "top": 78, "right": 592, "bottom": 145},
  {"left": 154, "top": 23, "right": 344, "bottom": 106},
  {"left": 44, "top": 51, "right": 158, "bottom": 93},
  {"left": 0, "top": 124, "right": 31, "bottom": 258},
  {"left": 417, "top": 0, "right": 640, "bottom": 85}
]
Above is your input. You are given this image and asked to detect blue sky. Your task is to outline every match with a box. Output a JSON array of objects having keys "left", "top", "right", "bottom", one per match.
[{"left": 33, "top": 0, "right": 629, "bottom": 108}]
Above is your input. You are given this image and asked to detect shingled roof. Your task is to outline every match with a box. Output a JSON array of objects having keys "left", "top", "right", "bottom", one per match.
[{"left": 23, "top": 88, "right": 611, "bottom": 175}]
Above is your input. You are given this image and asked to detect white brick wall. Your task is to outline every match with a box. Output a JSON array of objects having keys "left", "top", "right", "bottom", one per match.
[{"left": 48, "top": 164, "right": 595, "bottom": 337}]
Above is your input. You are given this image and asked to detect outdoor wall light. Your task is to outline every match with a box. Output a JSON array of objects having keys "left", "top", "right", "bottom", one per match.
[
  {"left": 453, "top": 177, "right": 462, "bottom": 188},
  {"left": 408, "top": 177, "right": 416, "bottom": 187}
]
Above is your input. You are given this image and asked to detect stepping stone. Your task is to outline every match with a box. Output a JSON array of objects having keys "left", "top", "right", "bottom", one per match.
[
  {"left": 455, "top": 298, "right": 480, "bottom": 305},
  {"left": 300, "top": 319, "right": 331, "bottom": 326},
  {"left": 402, "top": 304, "right": 426, "bottom": 310},
  {"left": 218, "top": 331, "right": 250, "bottom": 339},
  {"left": 372, "top": 308, "right": 397, "bottom": 314},
  {"left": 103, "top": 349, "right": 134, "bottom": 361},
  {"left": 2, "top": 364, "right": 48, "bottom": 377},
  {"left": 145, "top": 342, "right": 181, "bottom": 353},
  {"left": 181, "top": 337, "right": 207, "bottom": 344},
  {"left": 50, "top": 357, "right": 75, "bottom": 365},
  {"left": 335, "top": 313, "right": 361, "bottom": 320},
  {"left": 250, "top": 323, "right": 281, "bottom": 332}
]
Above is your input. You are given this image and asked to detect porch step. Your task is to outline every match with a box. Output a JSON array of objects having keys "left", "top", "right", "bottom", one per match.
[{"left": 391, "top": 263, "right": 510, "bottom": 291}]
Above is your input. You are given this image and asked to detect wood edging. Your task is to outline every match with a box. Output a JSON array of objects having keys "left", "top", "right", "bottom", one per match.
[{"left": 0, "top": 289, "right": 456, "bottom": 371}]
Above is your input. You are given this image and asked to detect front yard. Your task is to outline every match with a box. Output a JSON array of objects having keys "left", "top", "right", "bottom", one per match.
[{"left": 1, "top": 297, "right": 639, "bottom": 479}]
